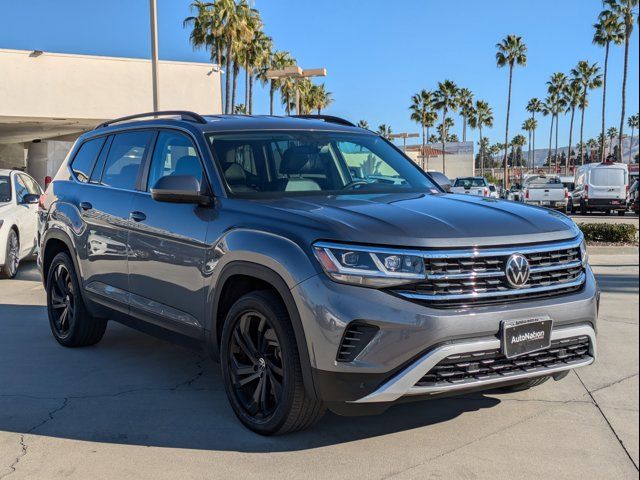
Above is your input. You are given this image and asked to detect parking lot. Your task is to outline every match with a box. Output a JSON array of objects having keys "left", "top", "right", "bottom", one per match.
[{"left": 0, "top": 253, "right": 638, "bottom": 480}]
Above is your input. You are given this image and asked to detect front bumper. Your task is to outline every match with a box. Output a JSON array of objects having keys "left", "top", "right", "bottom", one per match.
[{"left": 292, "top": 266, "right": 598, "bottom": 404}]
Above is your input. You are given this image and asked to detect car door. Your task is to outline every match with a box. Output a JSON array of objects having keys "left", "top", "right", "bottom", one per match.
[
  {"left": 17, "top": 173, "right": 42, "bottom": 255},
  {"left": 74, "top": 131, "right": 153, "bottom": 311},
  {"left": 13, "top": 174, "right": 37, "bottom": 257},
  {"left": 127, "top": 129, "right": 213, "bottom": 335}
]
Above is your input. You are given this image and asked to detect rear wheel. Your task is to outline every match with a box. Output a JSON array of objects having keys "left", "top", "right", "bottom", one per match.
[
  {"left": 0, "top": 229, "right": 20, "bottom": 279},
  {"left": 46, "top": 252, "right": 107, "bottom": 347},
  {"left": 498, "top": 376, "right": 550, "bottom": 392},
  {"left": 617, "top": 209, "right": 626, "bottom": 216},
  {"left": 580, "top": 202, "right": 588, "bottom": 215},
  {"left": 220, "top": 291, "right": 325, "bottom": 435}
]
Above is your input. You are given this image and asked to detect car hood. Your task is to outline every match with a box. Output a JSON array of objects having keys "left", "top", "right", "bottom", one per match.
[{"left": 239, "top": 192, "right": 580, "bottom": 248}]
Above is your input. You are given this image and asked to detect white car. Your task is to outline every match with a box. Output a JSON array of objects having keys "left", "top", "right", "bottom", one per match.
[
  {"left": 451, "top": 177, "right": 490, "bottom": 197},
  {"left": 0, "top": 169, "right": 42, "bottom": 279}
]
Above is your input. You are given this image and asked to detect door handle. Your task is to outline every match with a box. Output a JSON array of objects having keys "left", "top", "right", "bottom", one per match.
[
  {"left": 79, "top": 201, "right": 92, "bottom": 211},
  {"left": 129, "top": 211, "right": 146, "bottom": 222}
]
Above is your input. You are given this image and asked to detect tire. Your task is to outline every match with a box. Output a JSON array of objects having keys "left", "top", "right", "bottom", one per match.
[
  {"left": 220, "top": 290, "right": 325, "bottom": 435},
  {"left": 617, "top": 209, "right": 626, "bottom": 216},
  {"left": 46, "top": 252, "right": 107, "bottom": 347},
  {"left": 0, "top": 229, "right": 20, "bottom": 279},
  {"left": 580, "top": 202, "right": 588, "bottom": 215},
  {"left": 498, "top": 375, "right": 550, "bottom": 392}
]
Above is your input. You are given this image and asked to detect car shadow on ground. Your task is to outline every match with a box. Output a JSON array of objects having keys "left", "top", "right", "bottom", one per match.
[{"left": 0, "top": 303, "right": 501, "bottom": 453}]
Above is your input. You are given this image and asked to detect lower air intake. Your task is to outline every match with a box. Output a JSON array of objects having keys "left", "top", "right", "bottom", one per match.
[{"left": 336, "top": 323, "right": 379, "bottom": 362}]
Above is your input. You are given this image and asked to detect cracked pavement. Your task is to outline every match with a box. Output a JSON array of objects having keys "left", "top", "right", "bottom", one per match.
[{"left": 0, "top": 254, "right": 637, "bottom": 479}]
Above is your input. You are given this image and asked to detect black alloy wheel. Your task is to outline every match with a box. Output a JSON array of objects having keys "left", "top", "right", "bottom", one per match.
[{"left": 49, "top": 263, "right": 75, "bottom": 337}]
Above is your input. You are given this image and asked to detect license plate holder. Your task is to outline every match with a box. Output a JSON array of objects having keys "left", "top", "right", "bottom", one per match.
[{"left": 502, "top": 317, "right": 553, "bottom": 359}]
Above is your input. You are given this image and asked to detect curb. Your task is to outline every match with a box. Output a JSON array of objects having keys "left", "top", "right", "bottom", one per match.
[{"left": 587, "top": 245, "right": 639, "bottom": 255}]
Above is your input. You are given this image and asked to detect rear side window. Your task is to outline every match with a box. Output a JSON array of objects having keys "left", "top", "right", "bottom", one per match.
[
  {"left": 0, "top": 175, "right": 12, "bottom": 202},
  {"left": 146, "top": 131, "right": 203, "bottom": 191},
  {"left": 71, "top": 137, "right": 106, "bottom": 183},
  {"left": 101, "top": 131, "right": 153, "bottom": 190}
]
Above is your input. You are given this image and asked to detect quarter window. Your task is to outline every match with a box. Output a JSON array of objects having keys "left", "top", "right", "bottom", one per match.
[
  {"left": 71, "top": 137, "right": 106, "bottom": 183},
  {"left": 147, "top": 131, "right": 204, "bottom": 191},
  {"left": 101, "top": 131, "right": 152, "bottom": 190},
  {"left": 14, "top": 175, "right": 29, "bottom": 203}
]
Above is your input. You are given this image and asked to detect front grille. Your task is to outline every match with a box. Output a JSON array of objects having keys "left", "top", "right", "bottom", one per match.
[
  {"left": 336, "top": 323, "right": 379, "bottom": 362},
  {"left": 392, "top": 239, "right": 585, "bottom": 308},
  {"left": 415, "top": 336, "right": 591, "bottom": 388}
]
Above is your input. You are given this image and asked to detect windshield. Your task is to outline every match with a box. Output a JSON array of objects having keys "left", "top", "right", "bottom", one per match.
[
  {"left": 453, "top": 177, "right": 487, "bottom": 188},
  {"left": 591, "top": 168, "right": 626, "bottom": 187},
  {"left": 524, "top": 175, "right": 562, "bottom": 187},
  {"left": 0, "top": 175, "right": 11, "bottom": 203},
  {"left": 206, "top": 131, "right": 439, "bottom": 197}
]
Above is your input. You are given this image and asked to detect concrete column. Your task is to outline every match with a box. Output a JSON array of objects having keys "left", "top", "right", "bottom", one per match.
[
  {"left": 0, "top": 143, "right": 27, "bottom": 170},
  {"left": 26, "top": 140, "right": 73, "bottom": 187}
]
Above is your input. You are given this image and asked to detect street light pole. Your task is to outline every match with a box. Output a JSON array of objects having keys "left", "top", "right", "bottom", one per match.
[
  {"left": 149, "top": 0, "right": 160, "bottom": 112},
  {"left": 265, "top": 66, "right": 326, "bottom": 115}
]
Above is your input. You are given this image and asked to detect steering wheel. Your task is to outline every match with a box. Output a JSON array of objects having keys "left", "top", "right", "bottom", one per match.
[{"left": 342, "top": 181, "right": 370, "bottom": 190}]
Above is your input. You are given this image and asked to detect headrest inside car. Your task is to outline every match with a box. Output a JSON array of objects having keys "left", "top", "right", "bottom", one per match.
[
  {"left": 280, "top": 146, "right": 319, "bottom": 175},
  {"left": 224, "top": 163, "right": 247, "bottom": 185}
]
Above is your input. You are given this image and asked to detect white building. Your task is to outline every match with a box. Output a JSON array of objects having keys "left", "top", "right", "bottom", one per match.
[{"left": 0, "top": 48, "right": 221, "bottom": 185}]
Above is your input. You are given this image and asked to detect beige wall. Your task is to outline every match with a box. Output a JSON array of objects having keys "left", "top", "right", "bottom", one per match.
[
  {"left": 0, "top": 143, "right": 26, "bottom": 170},
  {"left": 0, "top": 48, "right": 221, "bottom": 120},
  {"left": 406, "top": 151, "right": 475, "bottom": 179}
]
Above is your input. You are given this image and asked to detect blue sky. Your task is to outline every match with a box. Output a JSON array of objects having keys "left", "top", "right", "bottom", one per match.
[{"left": 1, "top": 0, "right": 638, "bottom": 150}]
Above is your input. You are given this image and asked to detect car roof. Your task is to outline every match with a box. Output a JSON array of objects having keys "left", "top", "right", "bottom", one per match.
[
  {"left": 0, "top": 169, "right": 17, "bottom": 176},
  {"left": 91, "top": 114, "right": 368, "bottom": 136}
]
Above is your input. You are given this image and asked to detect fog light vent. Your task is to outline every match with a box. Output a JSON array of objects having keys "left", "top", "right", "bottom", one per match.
[{"left": 336, "top": 323, "right": 379, "bottom": 362}]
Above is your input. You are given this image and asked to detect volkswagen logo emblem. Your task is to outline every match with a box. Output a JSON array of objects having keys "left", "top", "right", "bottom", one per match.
[{"left": 505, "top": 253, "right": 530, "bottom": 289}]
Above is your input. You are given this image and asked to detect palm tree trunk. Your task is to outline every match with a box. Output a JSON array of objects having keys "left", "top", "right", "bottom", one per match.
[
  {"left": 630, "top": 127, "right": 636, "bottom": 163},
  {"left": 463, "top": 115, "right": 467, "bottom": 143},
  {"left": 245, "top": 62, "right": 249, "bottom": 109},
  {"left": 225, "top": 44, "right": 233, "bottom": 114},
  {"left": 547, "top": 114, "right": 554, "bottom": 171},
  {"left": 619, "top": 31, "right": 630, "bottom": 159},
  {"left": 248, "top": 75, "right": 254, "bottom": 114},
  {"left": 554, "top": 113, "right": 559, "bottom": 173},
  {"left": 442, "top": 108, "right": 447, "bottom": 174},
  {"left": 567, "top": 107, "right": 575, "bottom": 176},
  {"left": 532, "top": 112, "right": 537, "bottom": 171},
  {"left": 479, "top": 125, "right": 484, "bottom": 176},
  {"left": 503, "top": 65, "right": 514, "bottom": 189},
  {"left": 600, "top": 42, "right": 610, "bottom": 162},
  {"left": 580, "top": 90, "right": 587, "bottom": 166},
  {"left": 421, "top": 123, "right": 426, "bottom": 170},
  {"left": 269, "top": 81, "right": 275, "bottom": 115},
  {"left": 231, "top": 62, "right": 239, "bottom": 112}
]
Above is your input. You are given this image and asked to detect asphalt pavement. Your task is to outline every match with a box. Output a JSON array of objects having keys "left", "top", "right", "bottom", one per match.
[{"left": 0, "top": 256, "right": 638, "bottom": 480}]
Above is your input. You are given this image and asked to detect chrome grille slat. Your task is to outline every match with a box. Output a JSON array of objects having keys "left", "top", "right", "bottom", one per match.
[{"left": 394, "top": 239, "right": 586, "bottom": 307}]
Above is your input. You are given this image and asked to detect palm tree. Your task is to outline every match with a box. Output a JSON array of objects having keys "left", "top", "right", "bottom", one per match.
[
  {"left": 241, "top": 28, "right": 272, "bottom": 114},
  {"left": 357, "top": 120, "right": 369, "bottom": 129},
  {"left": 303, "top": 83, "right": 333, "bottom": 114},
  {"left": 593, "top": 10, "right": 624, "bottom": 161},
  {"left": 563, "top": 80, "right": 582, "bottom": 175},
  {"left": 604, "top": 0, "right": 638, "bottom": 156},
  {"left": 607, "top": 127, "right": 619, "bottom": 156},
  {"left": 571, "top": 60, "right": 603, "bottom": 165},
  {"left": 433, "top": 80, "right": 459, "bottom": 173},
  {"left": 457, "top": 88, "right": 474, "bottom": 142},
  {"left": 428, "top": 134, "right": 439, "bottom": 145},
  {"left": 542, "top": 94, "right": 557, "bottom": 167},
  {"left": 184, "top": 1, "right": 226, "bottom": 109},
  {"left": 234, "top": 103, "right": 247, "bottom": 114},
  {"left": 496, "top": 34, "right": 527, "bottom": 188},
  {"left": 409, "top": 90, "right": 438, "bottom": 169},
  {"left": 522, "top": 118, "right": 537, "bottom": 170},
  {"left": 526, "top": 98, "right": 543, "bottom": 169},
  {"left": 468, "top": 100, "right": 494, "bottom": 176},
  {"left": 437, "top": 118, "right": 455, "bottom": 143},
  {"left": 376, "top": 124, "right": 393, "bottom": 139},
  {"left": 547, "top": 73, "right": 569, "bottom": 171},
  {"left": 280, "top": 77, "right": 297, "bottom": 115},
  {"left": 628, "top": 114, "right": 639, "bottom": 162},
  {"left": 587, "top": 138, "right": 599, "bottom": 162},
  {"left": 477, "top": 137, "right": 490, "bottom": 172},
  {"left": 511, "top": 134, "right": 527, "bottom": 167},
  {"left": 260, "top": 50, "right": 295, "bottom": 115}
]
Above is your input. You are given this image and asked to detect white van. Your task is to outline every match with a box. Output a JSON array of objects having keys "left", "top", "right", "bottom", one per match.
[{"left": 571, "top": 162, "right": 629, "bottom": 215}]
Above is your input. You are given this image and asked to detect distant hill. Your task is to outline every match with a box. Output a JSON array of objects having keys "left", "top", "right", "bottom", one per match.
[{"left": 527, "top": 136, "right": 638, "bottom": 167}]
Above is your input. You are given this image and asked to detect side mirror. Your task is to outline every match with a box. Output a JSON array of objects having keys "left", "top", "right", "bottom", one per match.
[
  {"left": 150, "top": 175, "right": 210, "bottom": 205},
  {"left": 21, "top": 193, "right": 40, "bottom": 205}
]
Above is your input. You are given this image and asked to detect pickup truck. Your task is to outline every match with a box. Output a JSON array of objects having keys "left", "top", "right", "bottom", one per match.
[
  {"left": 522, "top": 175, "right": 568, "bottom": 212},
  {"left": 451, "top": 177, "right": 490, "bottom": 197}
]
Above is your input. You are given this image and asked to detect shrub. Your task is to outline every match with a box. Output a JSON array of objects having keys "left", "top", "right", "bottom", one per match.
[{"left": 578, "top": 223, "right": 638, "bottom": 244}]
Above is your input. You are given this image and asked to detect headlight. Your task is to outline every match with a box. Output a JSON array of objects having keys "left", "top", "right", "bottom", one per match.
[
  {"left": 313, "top": 242, "right": 425, "bottom": 287},
  {"left": 580, "top": 239, "right": 589, "bottom": 267}
]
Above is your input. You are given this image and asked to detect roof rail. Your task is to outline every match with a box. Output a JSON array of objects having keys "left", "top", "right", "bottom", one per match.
[
  {"left": 291, "top": 115, "right": 355, "bottom": 127},
  {"left": 96, "top": 111, "right": 208, "bottom": 129}
]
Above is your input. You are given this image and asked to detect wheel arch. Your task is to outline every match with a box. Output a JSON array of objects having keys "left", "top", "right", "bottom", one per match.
[{"left": 208, "top": 261, "right": 318, "bottom": 400}]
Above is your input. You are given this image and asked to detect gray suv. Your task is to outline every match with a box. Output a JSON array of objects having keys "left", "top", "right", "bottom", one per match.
[{"left": 38, "top": 112, "right": 598, "bottom": 435}]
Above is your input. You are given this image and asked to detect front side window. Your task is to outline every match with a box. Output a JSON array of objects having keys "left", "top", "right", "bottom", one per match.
[
  {"left": 207, "top": 131, "right": 438, "bottom": 196},
  {"left": 20, "top": 174, "right": 41, "bottom": 195},
  {"left": 0, "top": 175, "right": 12, "bottom": 203},
  {"left": 71, "top": 137, "right": 106, "bottom": 183},
  {"left": 100, "top": 131, "right": 152, "bottom": 190},
  {"left": 147, "top": 131, "right": 204, "bottom": 191},
  {"left": 14, "top": 175, "right": 29, "bottom": 203}
]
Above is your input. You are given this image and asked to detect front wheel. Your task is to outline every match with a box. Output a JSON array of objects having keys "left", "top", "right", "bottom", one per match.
[
  {"left": 220, "top": 291, "right": 325, "bottom": 435},
  {"left": 0, "top": 229, "right": 20, "bottom": 279},
  {"left": 46, "top": 252, "right": 107, "bottom": 347}
]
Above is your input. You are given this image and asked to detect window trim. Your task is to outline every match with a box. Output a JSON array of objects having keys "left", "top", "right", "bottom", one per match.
[{"left": 69, "top": 135, "right": 109, "bottom": 184}]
